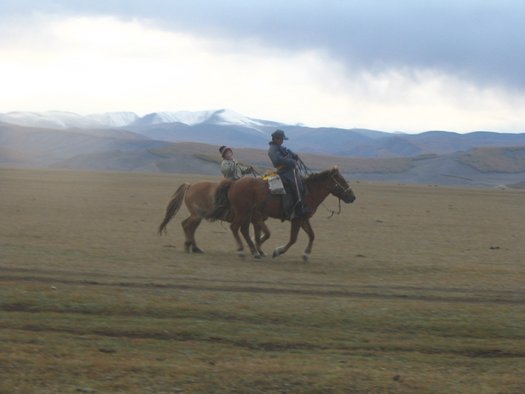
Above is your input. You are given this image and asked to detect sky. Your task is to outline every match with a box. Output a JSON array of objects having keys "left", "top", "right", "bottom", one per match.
[{"left": 0, "top": 0, "right": 524, "bottom": 133}]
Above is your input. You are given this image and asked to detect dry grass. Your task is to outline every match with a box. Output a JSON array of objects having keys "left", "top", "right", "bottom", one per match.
[
  {"left": 151, "top": 142, "right": 414, "bottom": 174},
  {"left": 1, "top": 168, "right": 524, "bottom": 393},
  {"left": 458, "top": 147, "right": 525, "bottom": 173}
]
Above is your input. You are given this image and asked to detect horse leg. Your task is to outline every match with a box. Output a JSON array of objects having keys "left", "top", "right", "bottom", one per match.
[
  {"left": 272, "top": 219, "right": 302, "bottom": 258},
  {"left": 181, "top": 217, "right": 192, "bottom": 252},
  {"left": 189, "top": 218, "right": 204, "bottom": 253},
  {"left": 253, "top": 218, "right": 270, "bottom": 257},
  {"left": 240, "top": 218, "right": 261, "bottom": 259},
  {"left": 258, "top": 221, "right": 271, "bottom": 248},
  {"left": 251, "top": 221, "right": 264, "bottom": 257},
  {"left": 300, "top": 219, "right": 315, "bottom": 262},
  {"left": 230, "top": 218, "right": 246, "bottom": 258},
  {"left": 182, "top": 216, "right": 204, "bottom": 253}
]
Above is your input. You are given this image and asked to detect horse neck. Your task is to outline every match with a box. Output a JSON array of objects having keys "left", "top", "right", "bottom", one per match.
[{"left": 305, "top": 179, "right": 332, "bottom": 209}]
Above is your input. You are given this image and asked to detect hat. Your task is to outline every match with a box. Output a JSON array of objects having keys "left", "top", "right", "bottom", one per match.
[
  {"left": 271, "top": 129, "right": 288, "bottom": 140},
  {"left": 219, "top": 145, "right": 232, "bottom": 158}
]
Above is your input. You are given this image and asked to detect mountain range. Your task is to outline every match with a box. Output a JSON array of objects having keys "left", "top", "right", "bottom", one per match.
[{"left": 1, "top": 109, "right": 525, "bottom": 188}]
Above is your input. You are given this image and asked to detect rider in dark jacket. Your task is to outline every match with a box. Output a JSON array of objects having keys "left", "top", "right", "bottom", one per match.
[{"left": 267, "top": 129, "right": 306, "bottom": 219}]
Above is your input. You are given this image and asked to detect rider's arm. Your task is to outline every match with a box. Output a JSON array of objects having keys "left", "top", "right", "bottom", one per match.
[
  {"left": 269, "top": 146, "right": 296, "bottom": 168},
  {"left": 220, "top": 160, "right": 236, "bottom": 179},
  {"left": 238, "top": 162, "right": 253, "bottom": 174},
  {"left": 283, "top": 146, "right": 299, "bottom": 160}
]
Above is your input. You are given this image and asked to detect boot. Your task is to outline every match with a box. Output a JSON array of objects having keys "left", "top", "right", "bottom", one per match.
[
  {"left": 281, "top": 194, "right": 294, "bottom": 220},
  {"left": 294, "top": 203, "right": 311, "bottom": 218}
]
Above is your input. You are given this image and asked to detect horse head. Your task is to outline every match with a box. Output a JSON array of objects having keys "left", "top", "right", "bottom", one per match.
[{"left": 328, "top": 166, "right": 356, "bottom": 203}]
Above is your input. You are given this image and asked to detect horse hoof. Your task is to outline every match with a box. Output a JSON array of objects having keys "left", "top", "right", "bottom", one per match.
[
  {"left": 273, "top": 246, "right": 285, "bottom": 258},
  {"left": 237, "top": 251, "right": 245, "bottom": 259},
  {"left": 302, "top": 253, "right": 310, "bottom": 262},
  {"left": 253, "top": 254, "right": 262, "bottom": 260}
]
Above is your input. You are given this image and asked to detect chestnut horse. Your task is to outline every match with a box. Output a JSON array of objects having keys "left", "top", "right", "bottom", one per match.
[
  {"left": 208, "top": 166, "right": 356, "bottom": 260},
  {"left": 158, "top": 181, "right": 270, "bottom": 254}
]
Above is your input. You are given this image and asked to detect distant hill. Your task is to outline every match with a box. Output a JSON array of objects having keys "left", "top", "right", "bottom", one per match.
[
  {"left": 457, "top": 146, "right": 525, "bottom": 173},
  {"left": 53, "top": 142, "right": 525, "bottom": 188},
  {"left": 1, "top": 109, "right": 525, "bottom": 187},
  {"left": 3, "top": 109, "right": 525, "bottom": 158},
  {"left": 0, "top": 146, "right": 29, "bottom": 166},
  {"left": 0, "top": 122, "right": 163, "bottom": 166}
]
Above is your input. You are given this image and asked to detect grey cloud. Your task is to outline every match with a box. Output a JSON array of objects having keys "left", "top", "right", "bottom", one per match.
[{"left": 3, "top": 0, "right": 524, "bottom": 89}]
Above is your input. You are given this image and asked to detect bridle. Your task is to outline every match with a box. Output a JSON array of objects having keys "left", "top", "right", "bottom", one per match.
[
  {"left": 331, "top": 173, "right": 352, "bottom": 195},
  {"left": 323, "top": 173, "right": 352, "bottom": 218},
  {"left": 297, "top": 159, "right": 352, "bottom": 219}
]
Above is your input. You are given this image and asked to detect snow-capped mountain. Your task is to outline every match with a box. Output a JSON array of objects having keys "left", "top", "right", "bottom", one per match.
[
  {"left": 86, "top": 112, "right": 139, "bottom": 128},
  {"left": 206, "top": 109, "right": 265, "bottom": 128},
  {"left": 0, "top": 111, "right": 101, "bottom": 129},
  {"left": 0, "top": 111, "right": 142, "bottom": 129},
  {"left": 0, "top": 109, "right": 266, "bottom": 130},
  {"left": 0, "top": 108, "right": 285, "bottom": 152},
  {"left": 2, "top": 107, "right": 525, "bottom": 187},
  {"left": 129, "top": 109, "right": 265, "bottom": 129},
  {"left": 131, "top": 110, "right": 216, "bottom": 126}
]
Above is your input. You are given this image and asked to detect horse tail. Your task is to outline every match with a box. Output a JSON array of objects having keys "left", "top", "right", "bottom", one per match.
[
  {"left": 158, "top": 183, "right": 190, "bottom": 235},
  {"left": 206, "top": 180, "right": 233, "bottom": 222}
]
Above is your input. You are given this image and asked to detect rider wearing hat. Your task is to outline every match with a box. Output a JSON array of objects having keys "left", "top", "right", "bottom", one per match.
[
  {"left": 219, "top": 145, "right": 254, "bottom": 180},
  {"left": 267, "top": 129, "right": 306, "bottom": 219}
]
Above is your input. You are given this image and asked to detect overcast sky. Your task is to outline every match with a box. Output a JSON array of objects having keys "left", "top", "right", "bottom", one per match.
[{"left": 1, "top": 0, "right": 524, "bottom": 132}]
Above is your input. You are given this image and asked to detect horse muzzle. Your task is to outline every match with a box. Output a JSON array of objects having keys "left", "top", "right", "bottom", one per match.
[{"left": 343, "top": 192, "right": 356, "bottom": 203}]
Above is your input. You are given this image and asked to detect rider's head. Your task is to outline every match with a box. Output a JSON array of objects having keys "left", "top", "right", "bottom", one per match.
[
  {"left": 219, "top": 145, "right": 233, "bottom": 160},
  {"left": 271, "top": 129, "right": 288, "bottom": 144}
]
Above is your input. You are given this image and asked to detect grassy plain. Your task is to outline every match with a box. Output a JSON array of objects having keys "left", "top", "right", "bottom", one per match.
[{"left": 1, "top": 168, "right": 524, "bottom": 393}]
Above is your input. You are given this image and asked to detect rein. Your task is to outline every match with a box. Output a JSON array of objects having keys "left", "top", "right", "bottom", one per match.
[
  {"left": 326, "top": 173, "right": 352, "bottom": 217},
  {"left": 235, "top": 161, "right": 261, "bottom": 177},
  {"left": 324, "top": 198, "right": 342, "bottom": 219},
  {"left": 297, "top": 158, "right": 313, "bottom": 176},
  {"left": 298, "top": 158, "right": 348, "bottom": 219}
]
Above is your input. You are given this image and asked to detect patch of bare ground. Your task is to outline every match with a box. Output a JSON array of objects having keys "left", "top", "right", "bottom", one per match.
[{"left": 2, "top": 168, "right": 525, "bottom": 393}]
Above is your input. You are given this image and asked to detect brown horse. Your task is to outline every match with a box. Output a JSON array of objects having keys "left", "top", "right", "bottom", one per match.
[
  {"left": 158, "top": 180, "right": 271, "bottom": 254},
  {"left": 208, "top": 166, "right": 356, "bottom": 260}
]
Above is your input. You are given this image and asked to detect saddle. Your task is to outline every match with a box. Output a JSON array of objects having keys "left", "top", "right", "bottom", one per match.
[
  {"left": 263, "top": 171, "right": 306, "bottom": 220},
  {"left": 262, "top": 171, "right": 286, "bottom": 195}
]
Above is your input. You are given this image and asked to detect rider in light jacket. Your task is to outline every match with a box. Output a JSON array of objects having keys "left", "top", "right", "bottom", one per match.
[{"left": 219, "top": 146, "right": 254, "bottom": 180}]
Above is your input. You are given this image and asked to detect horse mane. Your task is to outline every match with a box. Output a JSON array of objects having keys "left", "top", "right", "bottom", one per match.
[{"left": 304, "top": 168, "right": 336, "bottom": 185}]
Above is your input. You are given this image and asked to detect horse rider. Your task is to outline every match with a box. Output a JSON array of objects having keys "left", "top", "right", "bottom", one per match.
[
  {"left": 267, "top": 129, "right": 307, "bottom": 220},
  {"left": 219, "top": 145, "right": 254, "bottom": 180}
]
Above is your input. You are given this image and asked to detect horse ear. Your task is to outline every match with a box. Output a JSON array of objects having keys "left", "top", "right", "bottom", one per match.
[{"left": 332, "top": 165, "right": 339, "bottom": 173}]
